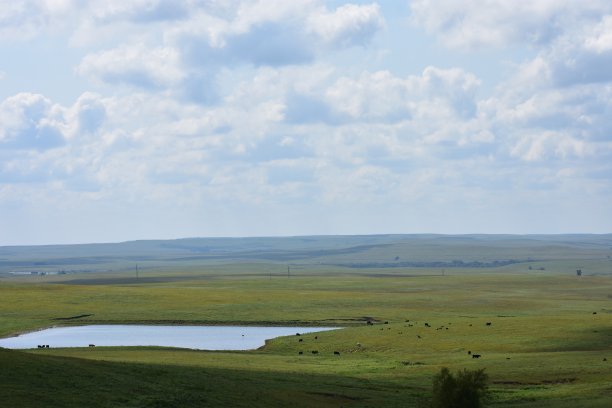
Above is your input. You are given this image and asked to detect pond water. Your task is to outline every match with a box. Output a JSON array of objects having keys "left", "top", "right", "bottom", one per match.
[{"left": 0, "top": 325, "right": 339, "bottom": 350}]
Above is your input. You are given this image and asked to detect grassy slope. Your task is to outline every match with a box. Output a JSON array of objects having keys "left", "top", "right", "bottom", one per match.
[{"left": 1, "top": 271, "right": 611, "bottom": 407}]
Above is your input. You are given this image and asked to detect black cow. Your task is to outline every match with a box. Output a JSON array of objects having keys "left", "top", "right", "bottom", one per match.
[
  {"left": 45, "top": 345, "right": 49, "bottom": 348},
  {"left": 472, "top": 354, "right": 481, "bottom": 359},
  {"left": 312, "top": 350, "right": 319, "bottom": 354},
  {"left": 298, "top": 351, "right": 303, "bottom": 355},
  {"left": 298, "top": 338, "right": 303, "bottom": 342},
  {"left": 334, "top": 351, "right": 340, "bottom": 355},
  {"left": 89, "top": 344, "right": 95, "bottom": 347},
  {"left": 467, "top": 351, "right": 471, "bottom": 355},
  {"left": 486, "top": 322, "right": 492, "bottom": 326}
]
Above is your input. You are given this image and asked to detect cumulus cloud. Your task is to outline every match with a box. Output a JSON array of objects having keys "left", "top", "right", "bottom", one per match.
[
  {"left": 284, "top": 66, "right": 480, "bottom": 124},
  {"left": 86, "top": 0, "right": 191, "bottom": 24},
  {"left": 410, "top": 0, "right": 612, "bottom": 49},
  {"left": 307, "top": 3, "right": 384, "bottom": 48},
  {"left": 171, "top": 1, "right": 384, "bottom": 68},
  {"left": 76, "top": 44, "right": 185, "bottom": 89},
  {"left": 2, "top": 1, "right": 611, "bottom": 242},
  {"left": 61, "top": 92, "right": 107, "bottom": 138},
  {"left": 0, "top": 0, "right": 75, "bottom": 41},
  {"left": 0, "top": 93, "right": 65, "bottom": 150}
]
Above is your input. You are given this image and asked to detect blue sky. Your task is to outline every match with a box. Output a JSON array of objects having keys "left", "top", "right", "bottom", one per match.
[{"left": 1, "top": 0, "right": 611, "bottom": 245}]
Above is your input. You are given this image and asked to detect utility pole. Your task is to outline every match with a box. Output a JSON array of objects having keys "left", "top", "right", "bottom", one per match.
[
  {"left": 136, "top": 263, "right": 139, "bottom": 281},
  {"left": 287, "top": 265, "right": 290, "bottom": 279}
]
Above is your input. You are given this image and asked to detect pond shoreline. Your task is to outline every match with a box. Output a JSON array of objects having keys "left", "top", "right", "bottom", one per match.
[
  {"left": 0, "top": 324, "right": 341, "bottom": 350},
  {"left": 2, "top": 318, "right": 360, "bottom": 338}
]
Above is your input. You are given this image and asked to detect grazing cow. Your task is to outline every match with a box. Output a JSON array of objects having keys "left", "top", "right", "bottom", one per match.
[
  {"left": 37, "top": 345, "right": 42, "bottom": 349},
  {"left": 366, "top": 321, "right": 374, "bottom": 326},
  {"left": 472, "top": 354, "right": 481, "bottom": 359},
  {"left": 334, "top": 351, "right": 340, "bottom": 355},
  {"left": 298, "top": 351, "right": 303, "bottom": 355},
  {"left": 314, "top": 336, "right": 318, "bottom": 340},
  {"left": 486, "top": 322, "right": 492, "bottom": 326},
  {"left": 424, "top": 323, "right": 430, "bottom": 327},
  {"left": 417, "top": 335, "right": 421, "bottom": 339},
  {"left": 467, "top": 351, "right": 471, "bottom": 355},
  {"left": 312, "top": 350, "right": 318, "bottom": 354},
  {"left": 298, "top": 338, "right": 303, "bottom": 342},
  {"left": 593, "top": 312, "right": 597, "bottom": 315},
  {"left": 506, "top": 357, "right": 511, "bottom": 360},
  {"left": 89, "top": 344, "right": 95, "bottom": 347},
  {"left": 603, "top": 358, "right": 607, "bottom": 362},
  {"left": 45, "top": 345, "right": 49, "bottom": 348},
  {"left": 296, "top": 333, "right": 301, "bottom": 336},
  {"left": 384, "top": 321, "right": 389, "bottom": 325}
]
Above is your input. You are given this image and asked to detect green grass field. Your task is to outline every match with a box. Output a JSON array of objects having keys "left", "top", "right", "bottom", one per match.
[{"left": 1, "top": 235, "right": 611, "bottom": 407}]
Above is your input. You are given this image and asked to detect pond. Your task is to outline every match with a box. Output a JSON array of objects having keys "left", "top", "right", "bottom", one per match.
[{"left": 0, "top": 325, "right": 339, "bottom": 350}]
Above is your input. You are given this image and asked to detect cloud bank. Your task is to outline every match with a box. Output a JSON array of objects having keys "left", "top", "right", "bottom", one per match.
[{"left": 0, "top": 0, "right": 610, "bottom": 244}]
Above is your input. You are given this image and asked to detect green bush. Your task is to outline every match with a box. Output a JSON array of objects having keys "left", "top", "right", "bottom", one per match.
[{"left": 431, "top": 367, "right": 489, "bottom": 408}]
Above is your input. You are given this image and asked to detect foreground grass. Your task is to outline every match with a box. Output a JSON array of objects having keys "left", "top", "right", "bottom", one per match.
[
  {"left": 1, "top": 347, "right": 420, "bottom": 407},
  {"left": 1, "top": 271, "right": 611, "bottom": 407}
]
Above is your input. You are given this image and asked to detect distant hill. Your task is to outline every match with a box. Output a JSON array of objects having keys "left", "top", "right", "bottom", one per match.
[{"left": 1, "top": 234, "right": 611, "bottom": 275}]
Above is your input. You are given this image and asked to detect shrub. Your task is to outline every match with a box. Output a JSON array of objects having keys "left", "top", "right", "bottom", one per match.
[{"left": 431, "top": 367, "right": 489, "bottom": 408}]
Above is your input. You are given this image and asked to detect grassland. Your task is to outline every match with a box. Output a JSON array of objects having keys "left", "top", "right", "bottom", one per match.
[{"left": 1, "top": 235, "right": 611, "bottom": 407}]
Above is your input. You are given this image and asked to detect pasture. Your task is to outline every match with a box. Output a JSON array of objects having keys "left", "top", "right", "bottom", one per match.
[{"left": 0, "top": 235, "right": 611, "bottom": 407}]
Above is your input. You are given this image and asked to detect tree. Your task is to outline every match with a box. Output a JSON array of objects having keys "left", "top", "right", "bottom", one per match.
[{"left": 431, "top": 367, "right": 489, "bottom": 408}]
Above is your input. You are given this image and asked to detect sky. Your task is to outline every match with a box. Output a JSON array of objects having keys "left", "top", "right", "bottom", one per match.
[{"left": 0, "top": 0, "right": 611, "bottom": 245}]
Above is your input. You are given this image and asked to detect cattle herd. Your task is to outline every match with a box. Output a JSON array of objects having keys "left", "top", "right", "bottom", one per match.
[{"left": 293, "top": 320, "right": 500, "bottom": 359}]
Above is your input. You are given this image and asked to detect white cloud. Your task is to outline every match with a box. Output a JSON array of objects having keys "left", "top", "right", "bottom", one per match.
[
  {"left": 308, "top": 3, "right": 384, "bottom": 48},
  {"left": 170, "top": 1, "right": 384, "bottom": 68},
  {"left": 76, "top": 44, "right": 185, "bottom": 89},
  {"left": 285, "top": 66, "right": 480, "bottom": 124},
  {"left": 410, "top": 0, "right": 612, "bottom": 49},
  {"left": 510, "top": 130, "right": 590, "bottom": 161},
  {"left": 1, "top": 1, "right": 611, "bottom": 243},
  {"left": 0, "top": 93, "right": 66, "bottom": 150},
  {"left": 584, "top": 15, "right": 612, "bottom": 52}
]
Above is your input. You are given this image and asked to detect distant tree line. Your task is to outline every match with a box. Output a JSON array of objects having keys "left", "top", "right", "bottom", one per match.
[{"left": 331, "top": 259, "right": 526, "bottom": 269}]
